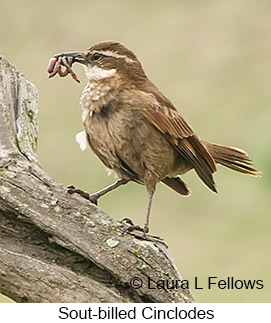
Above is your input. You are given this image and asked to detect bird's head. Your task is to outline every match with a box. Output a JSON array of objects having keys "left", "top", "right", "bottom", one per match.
[{"left": 58, "top": 41, "right": 147, "bottom": 85}]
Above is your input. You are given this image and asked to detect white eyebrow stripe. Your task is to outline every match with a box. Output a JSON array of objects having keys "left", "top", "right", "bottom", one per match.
[{"left": 99, "top": 50, "right": 135, "bottom": 63}]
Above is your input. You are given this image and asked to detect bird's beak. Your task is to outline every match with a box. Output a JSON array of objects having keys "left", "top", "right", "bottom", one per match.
[{"left": 53, "top": 52, "right": 88, "bottom": 65}]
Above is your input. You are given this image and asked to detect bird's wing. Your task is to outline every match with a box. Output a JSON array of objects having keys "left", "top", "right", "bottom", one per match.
[{"left": 142, "top": 98, "right": 217, "bottom": 192}]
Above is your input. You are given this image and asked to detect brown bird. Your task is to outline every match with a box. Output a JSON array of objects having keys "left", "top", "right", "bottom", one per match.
[{"left": 49, "top": 41, "right": 260, "bottom": 234}]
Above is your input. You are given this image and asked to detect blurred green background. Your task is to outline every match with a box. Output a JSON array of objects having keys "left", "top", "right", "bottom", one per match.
[{"left": 0, "top": 0, "right": 270, "bottom": 303}]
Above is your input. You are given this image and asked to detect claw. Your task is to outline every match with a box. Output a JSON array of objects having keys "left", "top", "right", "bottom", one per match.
[
  {"left": 68, "top": 189, "right": 90, "bottom": 200},
  {"left": 120, "top": 217, "right": 134, "bottom": 226},
  {"left": 120, "top": 218, "right": 149, "bottom": 235},
  {"left": 88, "top": 195, "right": 98, "bottom": 205},
  {"left": 122, "top": 223, "right": 166, "bottom": 245},
  {"left": 67, "top": 185, "right": 98, "bottom": 205}
]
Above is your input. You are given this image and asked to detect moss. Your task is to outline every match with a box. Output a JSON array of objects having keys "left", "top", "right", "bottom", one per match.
[
  {"left": 134, "top": 247, "right": 141, "bottom": 255},
  {"left": 27, "top": 109, "right": 35, "bottom": 123},
  {"left": 5, "top": 60, "right": 11, "bottom": 69}
]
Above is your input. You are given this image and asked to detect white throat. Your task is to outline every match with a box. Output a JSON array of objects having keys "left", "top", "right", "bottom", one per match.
[{"left": 84, "top": 65, "right": 116, "bottom": 81}]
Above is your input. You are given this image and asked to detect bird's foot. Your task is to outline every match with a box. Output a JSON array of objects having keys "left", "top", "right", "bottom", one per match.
[
  {"left": 121, "top": 217, "right": 148, "bottom": 234},
  {"left": 120, "top": 218, "right": 166, "bottom": 245},
  {"left": 67, "top": 185, "right": 98, "bottom": 205}
]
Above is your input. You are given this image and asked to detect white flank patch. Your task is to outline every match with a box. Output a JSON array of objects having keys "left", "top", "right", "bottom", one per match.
[
  {"left": 84, "top": 65, "right": 116, "bottom": 81},
  {"left": 75, "top": 130, "right": 87, "bottom": 151},
  {"left": 105, "top": 167, "right": 118, "bottom": 178}
]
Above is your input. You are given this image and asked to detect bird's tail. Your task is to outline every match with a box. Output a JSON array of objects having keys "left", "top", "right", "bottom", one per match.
[
  {"left": 162, "top": 177, "right": 191, "bottom": 196},
  {"left": 203, "top": 141, "right": 260, "bottom": 176}
]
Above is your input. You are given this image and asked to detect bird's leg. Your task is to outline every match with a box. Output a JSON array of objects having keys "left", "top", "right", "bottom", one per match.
[
  {"left": 122, "top": 187, "right": 155, "bottom": 235},
  {"left": 121, "top": 187, "right": 165, "bottom": 244},
  {"left": 67, "top": 178, "right": 129, "bottom": 205},
  {"left": 143, "top": 189, "right": 154, "bottom": 234},
  {"left": 89, "top": 178, "right": 129, "bottom": 204}
]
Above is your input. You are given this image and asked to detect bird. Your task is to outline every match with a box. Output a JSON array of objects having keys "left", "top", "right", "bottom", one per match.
[{"left": 49, "top": 41, "right": 260, "bottom": 235}]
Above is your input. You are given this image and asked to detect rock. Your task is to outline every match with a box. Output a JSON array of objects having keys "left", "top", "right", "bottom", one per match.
[{"left": 0, "top": 56, "right": 38, "bottom": 163}]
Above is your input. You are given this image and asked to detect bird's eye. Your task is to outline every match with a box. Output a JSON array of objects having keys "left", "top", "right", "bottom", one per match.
[{"left": 93, "top": 52, "right": 102, "bottom": 61}]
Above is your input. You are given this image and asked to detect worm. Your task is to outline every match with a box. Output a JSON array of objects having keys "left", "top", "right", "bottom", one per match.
[
  {"left": 61, "top": 57, "right": 80, "bottom": 83},
  {"left": 47, "top": 56, "right": 80, "bottom": 83},
  {"left": 47, "top": 57, "right": 57, "bottom": 73}
]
